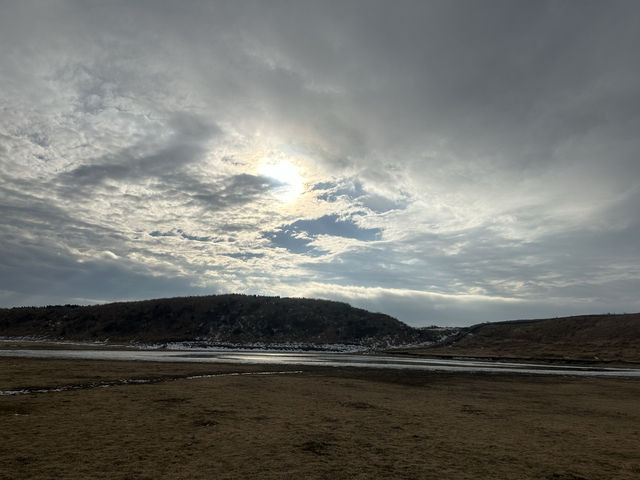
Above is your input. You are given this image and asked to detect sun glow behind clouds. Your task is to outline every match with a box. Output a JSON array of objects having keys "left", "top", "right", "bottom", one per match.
[{"left": 259, "top": 159, "right": 305, "bottom": 202}]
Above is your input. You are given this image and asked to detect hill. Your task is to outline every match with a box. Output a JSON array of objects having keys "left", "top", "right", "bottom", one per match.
[
  {"left": 0, "top": 294, "right": 434, "bottom": 349},
  {"left": 404, "top": 313, "right": 640, "bottom": 364}
]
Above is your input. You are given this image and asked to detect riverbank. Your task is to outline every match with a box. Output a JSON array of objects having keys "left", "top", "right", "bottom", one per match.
[{"left": 2, "top": 357, "right": 639, "bottom": 479}]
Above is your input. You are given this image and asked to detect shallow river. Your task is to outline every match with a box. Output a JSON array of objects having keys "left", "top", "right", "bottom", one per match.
[{"left": 1, "top": 348, "right": 640, "bottom": 378}]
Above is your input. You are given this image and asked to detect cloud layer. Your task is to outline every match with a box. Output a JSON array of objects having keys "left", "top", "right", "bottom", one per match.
[{"left": 1, "top": 1, "right": 639, "bottom": 325}]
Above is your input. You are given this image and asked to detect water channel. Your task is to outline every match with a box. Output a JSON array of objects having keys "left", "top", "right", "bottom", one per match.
[{"left": 2, "top": 348, "right": 640, "bottom": 378}]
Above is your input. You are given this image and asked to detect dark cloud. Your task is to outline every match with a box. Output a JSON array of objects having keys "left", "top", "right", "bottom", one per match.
[
  {"left": 61, "top": 113, "right": 219, "bottom": 188},
  {"left": 178, "top": 231, "right": 212, "bottom": 243},
  {"left": 223, "top": 252, "right": 265, "bottom": 261},
  {"left": 0, "top": 243, "right": 213, "bottom": 308},
  {"left": 149, "top": 231, "right": 177, "bottom": 238},
  {"left": 189, "top": 174, "right": 275, "bottom": 210},
  {"left": 0, "top": 184, "right": 128, "bottom": 253}
]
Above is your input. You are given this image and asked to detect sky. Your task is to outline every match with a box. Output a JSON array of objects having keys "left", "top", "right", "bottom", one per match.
[{"left": 1, "top": 0, "right": 640, "bottom": 327}]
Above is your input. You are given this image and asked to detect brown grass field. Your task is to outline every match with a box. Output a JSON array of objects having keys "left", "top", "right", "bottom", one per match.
[
  {"left": 407, "top": 313, "right": 640, "bottom": 366},
  {"left": 1, "top": 356, "right": 640, "bottom": 480}
]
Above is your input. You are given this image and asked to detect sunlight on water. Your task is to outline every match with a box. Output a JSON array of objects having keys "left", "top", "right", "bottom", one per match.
[{"left": 1, "top": 349, "right": 640, "bottom": 378}]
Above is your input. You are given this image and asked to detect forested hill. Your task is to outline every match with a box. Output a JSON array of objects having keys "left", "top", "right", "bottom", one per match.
[{"left": 0, "top": 294, "right": 434, "bottom": 348}]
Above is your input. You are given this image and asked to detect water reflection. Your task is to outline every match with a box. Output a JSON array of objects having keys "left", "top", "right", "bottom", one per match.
[{"left": 1, "top": 349, "right": 639, "bottom": 378}]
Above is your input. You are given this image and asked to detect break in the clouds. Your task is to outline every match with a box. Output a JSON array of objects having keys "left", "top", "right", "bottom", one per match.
[{"left": 1, "top": 0, "right": 640, "bottom": 326}]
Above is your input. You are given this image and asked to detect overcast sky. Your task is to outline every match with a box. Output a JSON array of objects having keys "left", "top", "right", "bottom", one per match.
[{"left": 1, "top": 0, "right": 639, "bottom": 326}]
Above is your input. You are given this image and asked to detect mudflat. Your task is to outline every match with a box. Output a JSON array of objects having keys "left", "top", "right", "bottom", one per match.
[{"left": 1, "top": 357, "right": 639, "bottom": 480}]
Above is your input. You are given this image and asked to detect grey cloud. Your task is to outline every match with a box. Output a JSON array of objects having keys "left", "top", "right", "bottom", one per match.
[
  {"left": 223, "top": 252, "right": 265, "bottom": 261},
  {"left": 0, "top": 184, "right": 128, "bottom": 252},
  {"left": 338, "top": 291, "right": 617, "bottom": 328},
  {"left": 65, "top": 143, "right": 205, "bottom": 185},
  {"left": 9, "top": 1, "right": 639, "bottom": 180},
  {"left": 178, "top": 231, "right": 212, "bottom": 242},
  {"left": 292, "top": 210, "right": 640, "bottom": 310},
  {"left": 149, "top": 230, "right": 216, "bottom": 243},
  {"left": 149, "top": 231, "right": 177, "bottom": 238},
  {"left": 0, "top": 243, "right": 213, "bottom": 308},
  {"left": 257, "top": 1, "right": 640, "bottom": 184},
  {"left": 61, "top": 113, "right": 219, "bottom": 187},
  {"left": 2, "top": 1, "right": 640, "bottom": 325},
  {"left": 189, "top": 174, "right": 274, "bottom": 210}
]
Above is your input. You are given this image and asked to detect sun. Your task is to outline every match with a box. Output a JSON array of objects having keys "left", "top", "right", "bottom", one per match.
[{"left": 258, "top": 159, "right": 304, "bottom": 202}]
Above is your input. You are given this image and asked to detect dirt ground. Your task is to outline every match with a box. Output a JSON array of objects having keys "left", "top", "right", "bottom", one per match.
[{"left": 1, "top": 357, "right": 639, "bottom": 480}]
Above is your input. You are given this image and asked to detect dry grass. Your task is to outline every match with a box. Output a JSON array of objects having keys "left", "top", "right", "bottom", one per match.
[
  {"left": 405, "top": 314, "right": 640, "bottom": 365},
  {"left": 1, "top": 357, "right": 640, "bottom": 479}
]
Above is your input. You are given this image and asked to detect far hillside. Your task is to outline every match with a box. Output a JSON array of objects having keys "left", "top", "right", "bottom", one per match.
[
  {"left": 0, "top": 294, "right": 437, "bottom": 350},
  {"left": 400, "top": 313, "right": 640, "bottom": 364}
]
